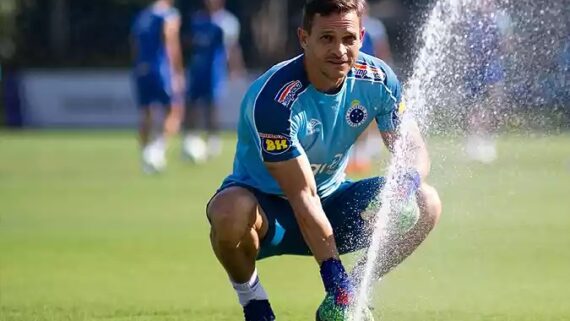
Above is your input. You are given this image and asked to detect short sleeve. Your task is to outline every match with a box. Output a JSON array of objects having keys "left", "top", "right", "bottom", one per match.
[
  {"left": 252, "top": 81, "right": 305, "bottom": 162},
  {"left": 375, "top": 70, "right": 403, "bottom": 132},
  {"left": 253, "top": 104, "right": 302, "bottom": 162},
  {"left": 162, "top": 8, "right": 180, "bottom": 22}
]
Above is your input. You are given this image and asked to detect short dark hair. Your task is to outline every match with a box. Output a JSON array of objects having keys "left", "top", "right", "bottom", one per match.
[{"left": 302, "top": 0, "right": 366, "bottom": 32}]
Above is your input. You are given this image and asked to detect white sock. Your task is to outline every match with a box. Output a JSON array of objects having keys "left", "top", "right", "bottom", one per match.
[
  {"left": 151, "top": 135, "right": 165, "bottom": 151},
  {"left": 146, "top": 136, "right": 164, "bottom": 161},
  {"left": 231, "top": 268, "right": 268, "bottom": 306}
]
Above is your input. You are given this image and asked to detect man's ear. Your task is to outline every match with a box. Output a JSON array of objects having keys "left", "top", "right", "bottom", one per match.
[
  {"left": 360, "top": 27, "right": 365, "bottom": 49},
  {"left": 298, "top": 27, "right": 309, "bottom": 50}
]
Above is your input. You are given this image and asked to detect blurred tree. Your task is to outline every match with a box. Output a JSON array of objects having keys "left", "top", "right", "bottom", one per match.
[
  {"left": 50, "top": 0, "right": 69, "bottom": 59},
  {"left": 0, "top": 0, "right": 18, "bottom": 63},
  {"left": 3, "top": 0, "right": 431, "bottom": 69}
]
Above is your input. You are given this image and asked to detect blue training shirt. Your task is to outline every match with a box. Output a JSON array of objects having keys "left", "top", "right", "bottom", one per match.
[
  {"left": 186, "top": 11, "right": 227, "bottom": 87},
  {"left": 361, "top": 32, "right": 375, "bottom": 56},
  {"left": 223, "top": 52, "right": 402, "bottom": 198},
  {"left": 464, "top": 10, "right": 504, "bottom": 86},
  {"left": 131, "top": 5, "right": 180, "bottom": 76}
]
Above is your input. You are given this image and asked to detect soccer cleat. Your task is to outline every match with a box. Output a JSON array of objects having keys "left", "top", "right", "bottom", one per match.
[
  {"left": 243, "top": 299, "right": 275, "bottom": 321},
  {"left": 315, "top": 293, "right": 374, "bottom": 321},
  {"left": 141, "top": 145, "right": 166, "bottom": 174},
  {"left": 182, "top": 135, "right": 208, "bottom": 163}
]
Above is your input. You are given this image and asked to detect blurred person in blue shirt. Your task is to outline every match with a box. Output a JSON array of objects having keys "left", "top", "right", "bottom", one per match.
[
  {"left": 131, "top": 0, "right": 185, "bottom": 173},
  {"left": 182, "top": 0, "right": 244, "bottom": 163},
  {"left": 463, "top": 0, "right": 508, "bottom": 164}
]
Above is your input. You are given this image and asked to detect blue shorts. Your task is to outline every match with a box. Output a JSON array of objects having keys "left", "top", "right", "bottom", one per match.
[
  {"left": 187, "top": 72, "right": 225, "bottom": 106},
  {"left": 209, "top": 177, "right": 386, "bottom": 260},
  {"left": 133, "top": 72, "right": 172, "bottom": 108}
]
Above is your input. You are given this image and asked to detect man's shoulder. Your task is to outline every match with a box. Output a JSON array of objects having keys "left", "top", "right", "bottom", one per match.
[
  {"left": 350, "top": 52, "right": 401, "bottom": 98},
  {"left": 150, "top": 7, "right": 180, "bottom": 21},
  {"left": 247, "top": 55, "right": 310, "bottom": 109},
  {"left": 351, "top": 52, "right": 397, "bottom": 83},
  {"left": 213, "top": 9, "right": 240, "bottom": 28}
]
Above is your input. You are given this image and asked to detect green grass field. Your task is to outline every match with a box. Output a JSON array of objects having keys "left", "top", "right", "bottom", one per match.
[{"left": 1, "top": 131, "right": 569, "bottom": 321}]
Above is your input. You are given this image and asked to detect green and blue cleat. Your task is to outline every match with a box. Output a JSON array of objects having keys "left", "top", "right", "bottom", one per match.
[{"left": 315, "top": 292, "right": 375, "bottom": 321}]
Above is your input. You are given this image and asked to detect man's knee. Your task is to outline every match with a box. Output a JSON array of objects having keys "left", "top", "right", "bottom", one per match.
[
  {"left": 207, "top": 187, "right": 259, "bottom": 246},
  {"left": 418, "top": 184, "right": 442, "bottom": 227}
]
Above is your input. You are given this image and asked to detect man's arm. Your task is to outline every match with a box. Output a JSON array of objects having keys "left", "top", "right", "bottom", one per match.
[
  {"left": 163, "top": 14, "right": 185, "bottom": 93},
  {"left": 222, "top": 14, "right": 246, "bottom": 77},
  {"left": 265, "top": 156, "right": 339, "bottom": 263},
  {"left": 380, "top": 120, "right": 431, "bottom": 180},
  {"left": 227, "top": 42, "right": 246, "bottom": 77}
]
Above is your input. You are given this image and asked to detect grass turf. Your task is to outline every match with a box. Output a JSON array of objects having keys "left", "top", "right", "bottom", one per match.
[{"left": 1, "top": 131, "right": 569, "bottom": 321}]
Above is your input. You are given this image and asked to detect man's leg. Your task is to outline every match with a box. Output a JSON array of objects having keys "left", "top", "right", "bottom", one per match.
[
  {"left": 351, "top": 183, "right": 442, "bottom": 279},
  {"left": 322, "top": 178, "right": 442, "bottom": 280},
  {"left": 138, "top": 107, "right": 152, "bottom": 149},
  {"left": 207, "top": 186, "right": 275, "bottom": 319},
  {"left": 205, "top": 101, "right": 222, "bottom": 158},
  {"left": 182, "top": 98, "right": 207, "bottom": 163},
  {"left": 139, "top": 106, "right": 168, "bottom": 173},
  {"left": 164, "top": 103, "right": 184, "bottom": 140}
]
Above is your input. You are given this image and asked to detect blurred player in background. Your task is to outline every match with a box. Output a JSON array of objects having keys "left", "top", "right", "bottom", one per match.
[
  {"left": 205, "top": 0, "right": 442, "bottom": 320},
  {"left": 463, "top": 0, "right": 508, "bottom": 163},
  {"left": 131, "top": 0, "right": 185, "bottom": 173},
  {"left": 182, "top": 0, "right": 244, "bottom": 162},
  {"left": 347, "top": 5, "right": 394, "bottom": 174}
]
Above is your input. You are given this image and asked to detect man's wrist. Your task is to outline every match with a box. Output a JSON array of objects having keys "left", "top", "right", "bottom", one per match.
[
  {"left": 320, "top": 258, "right": 352, "bottom": 294},
  {"left": 406, "top": 168, "right": 421, "bottom": 191},
  {"left": 398, "top": 168, "right": 421, "bottom": 198}
]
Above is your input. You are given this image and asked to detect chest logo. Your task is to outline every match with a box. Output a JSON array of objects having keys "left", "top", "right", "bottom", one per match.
[
  {"left": 304, "top": 119, "right": 322, "bottom": 151},
  {"left": 346, "top": 100, "right": 368, "bottom": 127},
  {"left": 306, "top": 119, "right": 322, "bottom": 136}
]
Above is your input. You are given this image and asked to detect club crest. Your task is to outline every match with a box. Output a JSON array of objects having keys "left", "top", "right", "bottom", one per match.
[{"left": 346, "top": 100, "right": 368, "bottom": 127}]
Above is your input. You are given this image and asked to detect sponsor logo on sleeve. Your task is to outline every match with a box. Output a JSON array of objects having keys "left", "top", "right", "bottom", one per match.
[
  {"left": 353, "top": 62, "right": 386, "bottom": 82},
  {"left": 259, "top": 133, "right": 292, "bottom": 155},
  {"left": 275, "top": 80, "right": 303, "bottom": 108}
]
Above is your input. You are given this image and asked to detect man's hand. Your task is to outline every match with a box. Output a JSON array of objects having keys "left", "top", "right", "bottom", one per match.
[
  {"left": 315, "top": 258, "right": 375, "bottom": 321},
  {"left": 316, "top": 258, "right": 353, "bottom": 321},
  {"left": 320, "top": 258, "right": 353, "bottom": 306},
  {"left": 395, "top": 169, "right": 421, "bottom": 201}
]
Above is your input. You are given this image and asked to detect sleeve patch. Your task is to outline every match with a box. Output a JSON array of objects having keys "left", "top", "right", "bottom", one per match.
[
  {"left": 259, "top": 133, "right": 292, "bottom": 155},
  {"left": 274, "top": 80, "right": 303, "bottom": 108},
  {"left": 353, "top": 62, "right": 386, "bottom": 82}
]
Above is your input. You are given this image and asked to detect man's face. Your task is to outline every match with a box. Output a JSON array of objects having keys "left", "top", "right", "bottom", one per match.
[
  {"left": 204, "top": 0, "right": 224, "bottom": 11},
  {"left": 300, "top": 10, "right": 363, "bottom": 83}
]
